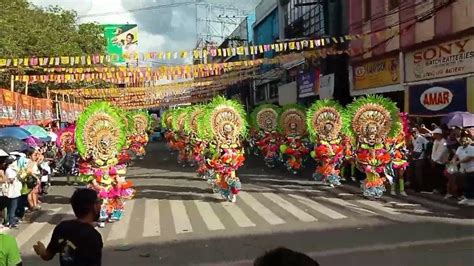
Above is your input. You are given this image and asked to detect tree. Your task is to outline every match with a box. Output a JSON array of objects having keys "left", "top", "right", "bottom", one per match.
[{"left": 0, "top": 0, "right": 107, "bottom": 96}]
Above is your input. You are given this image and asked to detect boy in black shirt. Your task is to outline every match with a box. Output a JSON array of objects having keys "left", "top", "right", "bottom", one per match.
[{"left": 33, "top": 189, "right": 103, "bottom": 266}]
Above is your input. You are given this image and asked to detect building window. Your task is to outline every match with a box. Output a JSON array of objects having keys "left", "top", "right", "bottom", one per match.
[
  {"left": 256, "top": 85, "right": 266, "bottom": 102},
  {"left": 269, "top": 82, "right": 279, "bottom": 99},
  {"left": 388, "top": 0, "right": 399, "bottom": 10},
  {"left": 364, "top": 0, "right": 371, "bottom": 22}
]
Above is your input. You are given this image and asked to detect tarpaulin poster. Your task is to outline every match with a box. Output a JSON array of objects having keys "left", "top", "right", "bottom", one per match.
[
  {"left": 32, "top": 98, "right": 43, "bottom": 124},
  {"left": 42, "top": 99, "right": 53, "bottom": 124},
  {"left": 1, "top": 90, "right": 17, "bottom": 125},
  {"left": 103, "top": 24, "right": 138, "bottom": 63},
  {"left": 60, "top": 102, "right": 69, "bottom": 122},
  {"left": 19, "top": 94, "right": 32, "bottom": 124},
  {"left": 0, "top": 89, "right": 12, "bottom": 125}
]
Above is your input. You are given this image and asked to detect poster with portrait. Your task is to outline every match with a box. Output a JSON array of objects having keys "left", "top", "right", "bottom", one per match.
[{"left": 103, "top": 24, "right": 138, "bottom": 64}]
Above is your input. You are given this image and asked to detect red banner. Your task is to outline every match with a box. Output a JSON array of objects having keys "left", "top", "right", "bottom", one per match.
[
  {"left": 42, "top": 99, "right": 53, "bottom": 125},
  {"left": 0, "top": 89, "right": 55, "bottom": 126}
]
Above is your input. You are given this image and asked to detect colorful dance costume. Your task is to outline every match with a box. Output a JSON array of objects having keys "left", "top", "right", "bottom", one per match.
[
  {"left": 306, "top": 100, "right": 345, "bottom": 187},
  {"left": 184, "top": 105, "right": 207, "bottom": 175},
  {"left": 56, "top": 125, "right": 76, "bottom": 154},
  {"left": 76, "top": 102, "right": 135, "bottom": 226},
  {"left": 162, "top": 110, "right": 178, "bottom": 153},
  {"left": 129, "top": 110, "right": 151, "bottom": 160},
  {"left": 197, "top": 96, "right": 247, "bottom": 203},
  {"left": 171, "top": 108, "right": 194, "bottom": 167},
  {"left": 117, "top": 111, "right": 133, "bottom": 165},
  {"left": 343, "top": 95, "right": 401, "bottom": 199},
  {"left": 387, "top": 113, "right": 410, "bottom": 195},
  {"left": 250, "top": 104, "right": 281, "bottom": 168},
  {"left": 278, "top": 104, "right": 309, "bottom": 175}
]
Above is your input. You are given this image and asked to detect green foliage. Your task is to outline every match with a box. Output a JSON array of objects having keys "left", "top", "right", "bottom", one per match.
[
  {"left": 306, "top": 99, "right": 343, "bottom": 142},
  {"left": 342, "top": 95, "right": 401, "bottom": 139},
  {"left": 0, "top": 0, "right": 107, "bottom": 94},
  {"left": 249, "top": 104, "right": 280, "bottom": 131},
  {"left": 75, "top": 102, "right": 126, "bottom": 158}
]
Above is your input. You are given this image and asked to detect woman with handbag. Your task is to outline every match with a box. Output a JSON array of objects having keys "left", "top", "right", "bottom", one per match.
[
  {"left": 25, "top": 150, "right": 41, "bottom": 212},
  {"left": 451, "top": 129, "right": 474, "bottom": 206}
]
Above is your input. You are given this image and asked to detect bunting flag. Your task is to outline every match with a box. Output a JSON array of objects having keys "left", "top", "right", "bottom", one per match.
[
  {"left": 13, "top": 48, "right": 350, "bottom": 84},
  {"left": 0, "top": 34, "right": 360, "bottom": 68},
  {"left": 0, "top": 89, "right": 55, "bottom": 126}
]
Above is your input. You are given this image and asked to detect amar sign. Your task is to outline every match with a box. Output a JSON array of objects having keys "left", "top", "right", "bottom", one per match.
[
  {"left": 408, "top": 79, "right": 467, "bottom": 116},
  {"left": 405, "top": 35, "right": 474, "bottom": 82}
]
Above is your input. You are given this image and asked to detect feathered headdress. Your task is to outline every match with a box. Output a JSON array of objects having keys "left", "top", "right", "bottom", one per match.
[
  {"left": 278, "top": 104, "right": 307, "bottom": 136},
  {"left": 250, "top": 104, "right": 280, "bottom": 133},
  {"left": 306, "top": 99, "right": 343, "bottom": 142},
  {"left": 342, "top": 95, "right": 400, "bottom": 143},
  {"left": 199, "top": 96, "right": 248, "bottom": 144},
  {"left": 75, "top": 102, "right": 126, "bottom": 164}
]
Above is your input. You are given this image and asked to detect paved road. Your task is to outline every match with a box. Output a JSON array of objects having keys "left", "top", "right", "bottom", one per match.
[{"left": 4, "top": 142, "right": 473, "bottom": 265}]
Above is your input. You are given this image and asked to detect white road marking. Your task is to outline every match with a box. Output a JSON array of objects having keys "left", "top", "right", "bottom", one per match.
[
  {"left": 356, "top": 200, "right": 400, "bottom": 215},
  {"left": 289, "top": 194, "right": 347, "bottom": 219},
  {"left": 262, "top": 193, "right": 317, "bottom": 222},
  {"left": 143, "top": 199, "right": 161, "bottom": 237},
  {"left": 194, "top": 200, "right": 225, "bottom": 231},
  {"left": 170, "top": 200, "right": 193, "bottom": 234},
  {"left": 107, "top": 200, "right": 137, "bottom": 241},
  {"left": 239, "top": 192, "right": 285, "bottom": 225},
  {"left": 221, "top": 202, "right": 256, "bottom": 228},
  {"left": 17, "top": 207, "right": 63, "bottom": 248},
  {"left": 322, "top": 197, "right": 377, "bottom": 215}
]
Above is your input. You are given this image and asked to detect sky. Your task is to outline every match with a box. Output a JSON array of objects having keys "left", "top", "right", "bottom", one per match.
[{"left": 29, "top": 0, "right": 260, "bottom": 62}]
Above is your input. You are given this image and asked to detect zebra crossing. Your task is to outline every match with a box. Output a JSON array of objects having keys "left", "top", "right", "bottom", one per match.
[{"left": 4, "top": 188, "right": 438, "bottom": 256}]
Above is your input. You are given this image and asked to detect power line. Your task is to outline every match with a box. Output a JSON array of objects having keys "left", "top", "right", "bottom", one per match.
[{"left": 78, "top": 1, "right": 196, "bottom": 19}]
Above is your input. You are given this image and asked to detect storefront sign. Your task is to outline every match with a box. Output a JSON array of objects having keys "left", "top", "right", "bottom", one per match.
[
  {"left": 353, "top": 57, "right": 399, "bottom": 90},
  {"left": 297, "top": 69, "right": 320, "bottom": 98},
  {"left": 409, "top": 79, "right": 467, "bottom": 116},
  {"left": 405, "top": 35, "right": 474, "bottom": 82}
]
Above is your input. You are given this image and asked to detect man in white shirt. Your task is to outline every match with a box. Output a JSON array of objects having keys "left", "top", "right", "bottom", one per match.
[
  {"left": 5, "top": 160, "right": 22, "bottom": 228},
  {"left": 452, "top": 130, "right": 474, "bottom": 205},
  {"left": 411, "top": 128, "right": 429, "bottom": 192},
  {"left": 431, "top": 128, "right": 449, "bottom": 194}
]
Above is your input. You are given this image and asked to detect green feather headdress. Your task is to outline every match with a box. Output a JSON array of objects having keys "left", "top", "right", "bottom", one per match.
[
  {"left": 306, "top": 99, "right": 344, "bottom": 142},
  {"left": 250, "top": 104, "right": 280, "bottom": 132},
  {"left": 129, "top": 110, "right": 152, "bottom": 133},
  {"left": 342, "top": 95, "right": 401, "bottom": 140},
  {"left": 171, "top": 108, "right": 188, "bottom": 133},
  {"left": 200, "top": 96, "right": 248, "bottom": 140},
  {"left": 75, "top": 101, "right": 126, "bottom": 159},
  {"left": 184, "top": 105, "right": 204, "bottom": 135},
  {"left": 278, "top": 104, "right": 307, "bottom": 135}
]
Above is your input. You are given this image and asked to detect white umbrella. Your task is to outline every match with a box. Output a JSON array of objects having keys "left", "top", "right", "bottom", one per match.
[
  {"left": 0, "top": 149, "right": 8, "bottom": 157},
  {"left": 49, "top": 131, "right": 58, "bottom": 142}
]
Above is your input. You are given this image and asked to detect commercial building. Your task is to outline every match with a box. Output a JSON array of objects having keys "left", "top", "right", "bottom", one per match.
[{"left": 348, "top": 0, "right": 474, "bottom": 116}]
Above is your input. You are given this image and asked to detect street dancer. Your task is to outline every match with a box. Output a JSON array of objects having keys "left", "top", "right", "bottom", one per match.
[
  {"left": 250, "top": 104, "right": 281, "bottom": 168},
  {"left": 343, "top": 95, "right": 400, "bottom": 199},
  {"left": 76, "top": 102, "right": 135, "bottom": 227},
  {"left": 306, "top": 100, "right": 345, "bottom": 187},
  {"left": 278, "top": 104, "right": 309, "bottom": 175}
]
